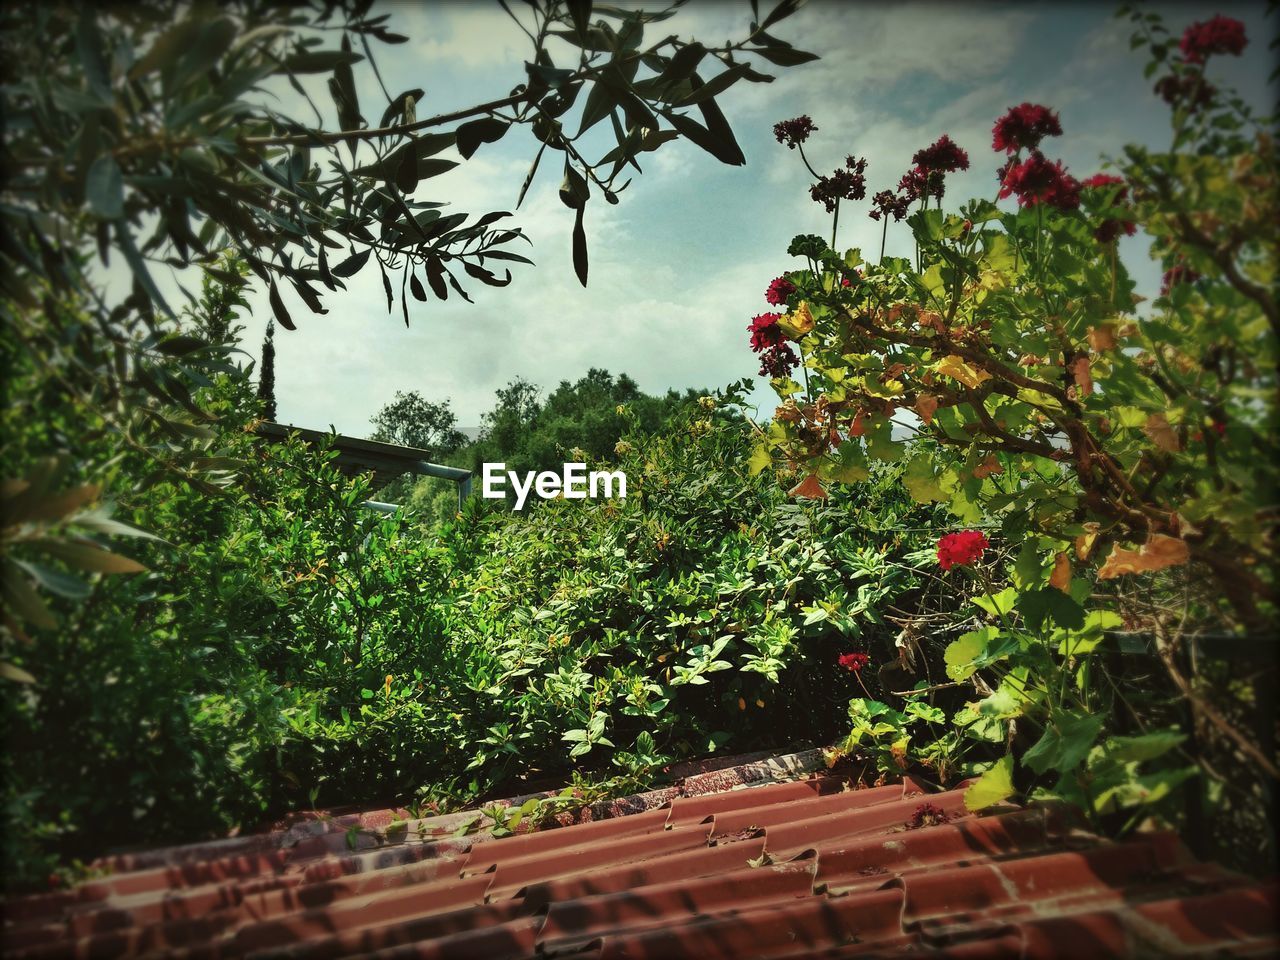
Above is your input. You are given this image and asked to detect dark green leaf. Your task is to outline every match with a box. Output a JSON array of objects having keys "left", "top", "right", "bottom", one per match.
[
  {"left": 456, "top": 117, "right": 509, "bottom": 159},
  {"left": 86, "top": 156, "right": 125, "bottom": 219},
  {"left": 567, "top": 0, "right": 592, "bottom": 39},
  {"left": 664, "top": 111, "right": 745, "bottom": 166},
  {"left": 559, "top": 163, "right": 589, "bottom": 209},
  {"left": 379, "top": 88, "right": 424, "bottom": 129},
  {"left": 1023, "top": 712, "right": 1104, "bottom": 775},
  {"left": 424, "top": 256, "right": 448, "bottom": 299},
  {"left": 1016, "top": 587, "right": 1085, "bottom": 631},
  {"left": 284, "top": 50, "right": 364, "bottom": 74},
  {"left": 752, "top": 45, "right": 820, "bottom": 67},
  {"left": 331, "top": 248, "right": 372, "bottom": 277},
  {"left": 268, "top": 280, "right": 296, "bottom": 330},
  {"left": 572, "top": 205, "right": 588, "bottom": 286}
]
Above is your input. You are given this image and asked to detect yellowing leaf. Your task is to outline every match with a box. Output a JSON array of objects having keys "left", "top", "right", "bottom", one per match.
[
  {"left": 788, "top": 473, "right": 827, "bottom": 500},
  {"left": 973, "top": 453, "right": 1003, "bottom": 480},
  {"left": 1096, "top": 535, "right": 1190, "bottom": 580},
  {"left": 1087, "top": 324, "right": 1116, "bottom": 351},
  {"left": 935, "top": 354, "right": 992, "bottom": 389},
  {"left": 1070, "top": 356, "right": 1093, "bottom": 398},
  {"left": 747, "top": 443, "right": 773, "bottom": 477},
  {"left": 964, "top": 754, "right": 1015, "bottom": 811},
  {"left": 914, "top": 394, "right": 939, "bottom": 424},
  {"left": 777, "top": 301, "right": 815, "bottom": 339},
  {"left": 1143, "top": 413, "right": 1180, "bottom": 453},
  {"left": 1049, "top": 552, "right": 1071, "bottom": 592},
  {"left": 1075, "top": 522, "right": 1100, "bottom": 561}
]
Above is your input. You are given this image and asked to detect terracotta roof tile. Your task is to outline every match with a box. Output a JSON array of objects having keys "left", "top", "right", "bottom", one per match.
[{"left": 3, "top": 749, "right": 1275, "bottom": 959}]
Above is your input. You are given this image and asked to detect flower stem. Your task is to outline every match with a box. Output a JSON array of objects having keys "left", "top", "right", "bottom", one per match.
[{"left": 831, "top": 198, "right": 841, "bottom": 250}]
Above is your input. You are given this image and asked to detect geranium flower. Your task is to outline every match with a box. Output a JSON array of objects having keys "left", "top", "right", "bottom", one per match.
[
  {"left": 896, "top": 135, "right": 971, "bottom": 203},
  {"left": 810, "top": 156, "right": 868, "bottom": 213},
  {"left": 749, "top": 312, "right": 785, "bottom": 351},
  {"left": 937, "top": 530, "right": 989, "bottom": 570},
  {"left": 758, "top": 342, "right": 798, "bottom": 378},
  {"left": 838, "top": 651, "right": 870, "bottom": 672},
  {"left": 749, "top": 313, "right": 798, "bottom": 377},
  {"left": 991, "top": 103, "right": 1062, "bottom": 154},
  {"left": 999, "top": 152, "right": 1081, "bottom": 210},
  {"left": 774, "top": 115, "right": 818, "bottom": 149},
  {"left": 869, "top": 189, "right": 911, "bottom": 222},
  {"left": 912, "top": 135, "right": 970, "bottom": 174},
  {"left": 765, "top": 276, "right": 796, "bottom": 306},
  {"left": 1179, "top": 15, "right": 1247, "bottom": 64}
]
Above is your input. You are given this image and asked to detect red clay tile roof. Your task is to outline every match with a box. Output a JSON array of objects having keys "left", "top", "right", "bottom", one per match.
[{"left": 3, "top": 749, "right": 1276, "bottom": 959}]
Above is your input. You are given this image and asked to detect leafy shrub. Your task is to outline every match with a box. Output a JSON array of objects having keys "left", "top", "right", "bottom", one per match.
[{"left": 749, "top": 7, "right": 1276, "bottom": 851}]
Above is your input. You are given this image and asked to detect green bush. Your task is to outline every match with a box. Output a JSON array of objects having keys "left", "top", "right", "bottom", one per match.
[{"left": 3, "top": 316, "right": 963, "bottom": 887}]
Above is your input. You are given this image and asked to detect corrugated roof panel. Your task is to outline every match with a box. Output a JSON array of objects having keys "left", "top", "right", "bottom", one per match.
[{"left": 3, "top": 750, "right": 1275, "bottom": 959}]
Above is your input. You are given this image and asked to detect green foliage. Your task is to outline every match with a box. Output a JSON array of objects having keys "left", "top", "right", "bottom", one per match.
[
  {"left": 3, "top": 286, "right": 958, "bottom": 888},
  {"left": 370, "top": 390, "right": 467, "bottom": 458}
]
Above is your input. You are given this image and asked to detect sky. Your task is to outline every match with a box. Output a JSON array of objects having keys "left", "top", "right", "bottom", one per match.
[{"left": 148, "top": 1, "right": 1279, "bottom": 435}]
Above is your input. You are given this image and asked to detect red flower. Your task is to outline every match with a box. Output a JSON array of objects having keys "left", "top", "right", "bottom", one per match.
[
  {"left": 774, "top": 115, "right": 818, "bottom": 149},
  {"left": 748, "top": 313, "right": 798, "bottom": 378},
  {"left": 749, "top": 312, "right": 784, "bottom": 351},
  {"left": 1081, "top": 173, "right": 1128, "bottom": 200},
  {"left": 937, "top": 530, "right": 989, "bottom": 571},
  {"left": 765, "top": 276, "right": 796, "bottom": 306},
  {"left": 1179, "top": 15, "right": 1247, "bottom": 64},
  {"left": 869, "top": 189, "right": 911, "bottom": 222},
  {"left": 1093, "top": 219, "right": 1137, "bottom": 243},
  {"left": 991, "top": 103, "right": 1062, "bottom": 154},
  {"left": 912, "top": 135, "right": 970, "bottom": 174},
  {"left": 999, "top": 152, "right": 1081, "bottom": 210},
  {"left": 838, "top": 651, "right": 870, "bottom": 672},
  {"left": 758, "top": 343, "right": 798, "bottom": 378}
]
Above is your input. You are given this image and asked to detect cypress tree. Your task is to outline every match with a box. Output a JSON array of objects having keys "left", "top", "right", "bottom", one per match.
[{"left": 257, "top": 323, "right": 277, "bottom": 421}]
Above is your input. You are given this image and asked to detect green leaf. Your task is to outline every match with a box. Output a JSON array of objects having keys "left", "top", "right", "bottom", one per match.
[
  {"left": 85, "top": 156, "right": 124, "bottom": 219},
  {"left": 1104, "top": 730, "right": 1186, "bottom": 763},
  {"left": 964, "top": 754, "right": 1015, "bottom": 811},
  {"left": 0, "top": 662, "right": 36, "bottom": 684},
  {"left": 972, "top": 587, "right": 1016, "bottom": 618},
  {"left": 944, "top": 626, "right": 996, "bottom": 681},
  {"left": 902, "top": 455, "right": 954, "bottom": 503},
  {"left": 33, "top": 539, "right": 146, "bottom": 574},
  {"left": 1016, "top": 587, "right": 1085, "bottom": 631},
  {"left": 1023, "top": 712, "right": 1104, "bottom": 775},
  {"left": 13, "top": 559, "right": 90, "bottom": 600}
]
